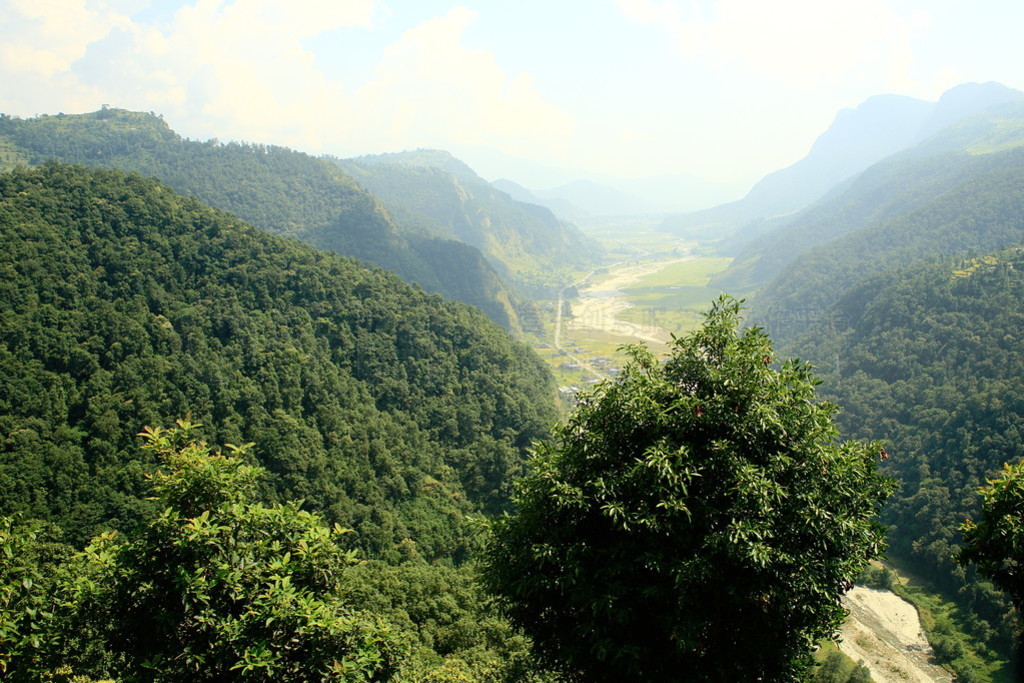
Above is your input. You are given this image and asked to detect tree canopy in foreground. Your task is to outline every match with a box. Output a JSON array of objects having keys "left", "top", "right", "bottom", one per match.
[
  {"left": 1, "top": 419, "right": 404, "bottom": 681},
  {"left": 482, "top": 297, "right": 894, "bottom": 681},
  {"left": 960, "top": 462, "right": 1024, "bottom": 656}
]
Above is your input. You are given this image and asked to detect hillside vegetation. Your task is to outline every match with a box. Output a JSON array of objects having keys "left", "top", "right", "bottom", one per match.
[
  {"left": 0, "top": 109, "right": 537, "bottom": 332},
  {"left": 750, "top": 148, "right": 1024, "bottom": 345},
  {"left": 335, "top": 150, "right": 601, "bottom": 297},
  {"left": 715, "top": 101, "right": 1024, "bottom": 297},
  {"left": 790, "top": 247, "right": 1024, "bottom": 675},
  {"left": 0, "top": 162, "right": 570, "bottom": 679},
  {"left": 0, "top": 162, "right": 557, "bottom": 552}
]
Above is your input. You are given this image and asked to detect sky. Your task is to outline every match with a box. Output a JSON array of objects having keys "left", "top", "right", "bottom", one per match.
[{"left": 2, "top": 0, "right": 1024, "bottom": 198}]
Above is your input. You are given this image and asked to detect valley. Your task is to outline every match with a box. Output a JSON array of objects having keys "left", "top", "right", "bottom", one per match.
[
  {"left": 5, "top": 76, "right": 1024, "bottom": 681},
  {"left": 534, "top": 221, "right": 733, "bottom": 397},
  {"left": 535, "top": 225, "right": 961, "bottom": 683}
]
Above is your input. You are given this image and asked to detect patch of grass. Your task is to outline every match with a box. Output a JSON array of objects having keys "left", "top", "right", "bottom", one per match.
[
  {"left": 624, "top": 256, "right": 733, "bottom": 290},
  {"left": 967, "top": 119, "right": 1024, "bottom": 155},
  {"left": 615, "top": 256, "right": 734, "bottom": 337},
  {"left": 624, "top": 284, "right": 727, "bottom": 309},
  {"left": 811, "top": 640, "right": 873, "bottom": 682}
]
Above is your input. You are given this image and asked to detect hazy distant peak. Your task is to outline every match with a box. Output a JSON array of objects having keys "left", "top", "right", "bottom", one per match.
[
  {"left": 807, "top": 95, "right": 931, "bottom": 158},
  {"left": 660, "top": 80, "right": 1024, "bottom": 240},
  {"left": 536, "top": 179, "right": 650, "bottom": 217},
  {"left": 491, "top": 178, "right": 591, "bottom": 224},
  {"left": 918, "top": 81, "right": 1024, "bottom": 140},
  {"left": 831, "top": 93, "right": 929, "bottom": 120}
]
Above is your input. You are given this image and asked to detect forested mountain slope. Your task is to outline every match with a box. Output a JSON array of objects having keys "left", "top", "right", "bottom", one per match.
[
  {"left": 0, "top": 109, "right": 531, "bottom": 331},
  {"left": 748, "top": 146, "right": 1024, "bottom": 344},
  {"left": 787, "top": 248, "right": 1024, "bottom": 662},
  {"left": 663, "top": 82, "right": 1023, "bottom": 241},
  {"left": 0, "top": 163, "right": 557, "bottom": 558},
  {"left": 715, "top": 101, "right": 1024, "bottom": 294},
  {"left": 335, "top": 149, "right": 601, "bottom": 296}
]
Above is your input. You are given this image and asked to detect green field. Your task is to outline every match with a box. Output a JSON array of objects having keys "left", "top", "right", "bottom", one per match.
[
  {"left": 529, "top": 253, "right": 736, "bottom": 407},
  {"left": 618, "top": 256, "right": 733, "bottom": 336}
]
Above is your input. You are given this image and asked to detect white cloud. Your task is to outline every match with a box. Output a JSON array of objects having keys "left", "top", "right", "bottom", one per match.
[
  {"left": 0, "top": 0, "right": 573, "bottom": 165},
  {"left": 347, "top": 8, "right": 575, "bottom": 158},
  {"left": 616, "top": 0, "right": 927, "bottom": 91},
  {"left": 0, "top": 0, "right": 131, "bottom": 78}
]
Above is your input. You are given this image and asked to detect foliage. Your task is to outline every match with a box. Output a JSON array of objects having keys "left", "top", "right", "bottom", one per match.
[
  {"left": 0, "top": 517, "right": 69, "bottom": 677},
  {"left": 12, "top": 420, "right": 404, "bottom": 681},
  {"left": 789, "top": 246, "right": 1024, "bottom": 658},
  {"left": 0, "top": 426, "right": 561, "bottom": 681},
  {"left": 883, "top": 566, "right": 1012, "bottom": 682},
  {"left": 482, "top": 297, "right": 893, "bottom": 681},
  {"left": 810, "top": 643, "right": 872, "bottom": 683},
  {"left": 343, "top": 561, "right": 559, "bottom": 682},
  {"left": 960, "top": 460, "right": 1024, "bottom": 631},
  {"left": 0, "top": 162, "right": 556, "bottom": 555},
  {"left": 0, "top": 108, "right": 530, "bottom": 330}
]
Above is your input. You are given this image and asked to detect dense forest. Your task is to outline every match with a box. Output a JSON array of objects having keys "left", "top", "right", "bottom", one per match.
[
  {"left": 0, "top": 163, "right": 562, "bottom": 678},
  {"left": 751, "top": 148, "right": 1024, "bottom": 346},
  {"left": 0, "top": 109, "right": 556, "bottom": 333},
  {"left": 787, "top": 247, "right": 1024, "bottom": 675},
  {"left": 715, "top": 98, "right": 1024, "bottom": 297}
]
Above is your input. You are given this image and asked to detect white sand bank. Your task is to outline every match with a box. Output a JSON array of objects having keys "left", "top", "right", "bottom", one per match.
[{"left": 838, "top": 586, "right": 952, "bottom": 683}]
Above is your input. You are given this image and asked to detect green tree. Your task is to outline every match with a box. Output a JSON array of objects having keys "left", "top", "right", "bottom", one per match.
[
  {"left": 51, "top": 419, "right": 403, "bottom": 681},
  {"left": 482, "top": 297, "right": 894, "bottom": 682},
  {"left": 0, "top": 517, "right": 69, "bottom": 677},
  {"left": 959, "top": 459, "right": 1024, "bottom": 673},
  {"left": 959, "top": 461, "right": 1024, "bottom": 610}
]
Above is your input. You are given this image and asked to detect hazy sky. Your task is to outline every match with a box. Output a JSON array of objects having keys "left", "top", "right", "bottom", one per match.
[{"left": 3, "top": 0, "right": 1023, "bottom": 193}]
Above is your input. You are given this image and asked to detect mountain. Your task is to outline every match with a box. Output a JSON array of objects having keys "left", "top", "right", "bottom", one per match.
[
  {"left": 334, "top": 150, "right": 602, "bottom": 297},
  {"left": 0, "top": 161, "right": 565, "bottom": 678},
  {"left": 491, "top": 177, "right": 591, "bottom": 225},
  {"left": 713, "top": 98, "right": 1024, "bottom": 297},
  {"left": 534, "top": 179, "right": 651, "bottom": 217},
  {"left": 919, "top": 81, "right": 1024, "bottom": 139},
  {"left": 0, "top": 109, "right": 532, "bottom": 332},
  {"left": 662, "top": 82, "right": 1024, "bottom": 240},
  {"left": 0, "top": 162, "right": 557, "bottom": 555},
  {"left": 785, "top": 247, "right": 1024, "bottom": 670},
  {"left": 747, "top": 146, "right": 1024, "bottom": 345}
]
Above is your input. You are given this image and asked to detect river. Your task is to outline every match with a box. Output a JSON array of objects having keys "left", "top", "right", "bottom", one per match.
[{"left": 565, "top": 256, "right": 693, "bottom": 345}]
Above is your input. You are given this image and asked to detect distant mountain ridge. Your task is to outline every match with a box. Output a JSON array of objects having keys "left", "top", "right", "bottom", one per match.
[
  {"left": 712, "top": 96, "right": 1024, "bottom": 298},
  {"left": 662, "top": 82, "right": 1024, "bottom": 240},
  {"left": 490, "top": 178, "right": 591, "bottom": 225},
  {"left": 334, "top": 149, "right": 602, "bottom": 297},
  {"left": 748, "top": 146, "right": 1024, "bottom": 345},
  {"left": 0, "top": 109, "right": 563, "bottom": 333}
]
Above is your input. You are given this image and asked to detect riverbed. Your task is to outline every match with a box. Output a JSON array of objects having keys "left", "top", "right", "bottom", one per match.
[
  {"left": 566, "top": 256, "right": 692, "bottom": 344},
  {"left": 839, "top": 587, "right": 952, "bottom": 682}
]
